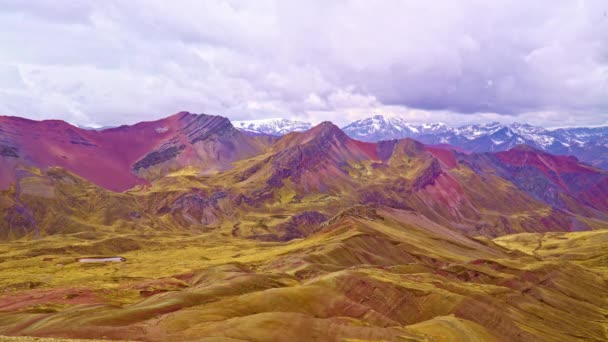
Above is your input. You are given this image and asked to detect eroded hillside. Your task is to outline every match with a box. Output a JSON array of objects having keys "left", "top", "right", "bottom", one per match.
[{"left": 0, "top": 207, "right": 606, "bottom": 341}]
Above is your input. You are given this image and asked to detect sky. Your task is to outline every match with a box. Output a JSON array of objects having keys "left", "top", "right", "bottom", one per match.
[{"left": 0, "top": 0, "right": 607, "bottom": 128}]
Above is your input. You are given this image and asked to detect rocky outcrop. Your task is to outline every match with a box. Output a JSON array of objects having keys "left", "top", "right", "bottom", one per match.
[
  {"left": 66, "top": 128, "right": 97, "bottom": 147},
  {"left": 412, "top": 159, "right": 442, "bottom": 190},
  {"left": 323, "top": 205, "right": 383, "bottom": 227},
  {"left": 164, "top": 190, "right": 232, "bottom": 226},
  {"left": 271, "top": 211, "right": 327, "bottom": 241},
  {"left": 376, "top": 140, "right": 398, "bottom": 161},
  {"left": 389, "top": 138, "right": 426, "bottom": 159},
  {"left": 0, "top": 145, "right": 18, "bottom": 158},
  {"left": 132, "top": 142, "right": 186, "bottom": 172},
  {"left": 181, "top": 114, "right": 239, "bottom": 145}
]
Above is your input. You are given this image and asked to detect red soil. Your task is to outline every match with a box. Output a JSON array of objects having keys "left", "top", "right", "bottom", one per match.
[{"left": 425, "top": 146, "right": 459, "bottom": 169}]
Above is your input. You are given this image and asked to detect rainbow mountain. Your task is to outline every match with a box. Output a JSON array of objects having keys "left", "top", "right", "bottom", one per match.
[{"left": 0, "top": 112, "right": 607, "bottom": 341}]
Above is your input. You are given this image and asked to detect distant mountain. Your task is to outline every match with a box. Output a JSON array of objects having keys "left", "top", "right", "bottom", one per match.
[
  {"left": 415, "top": 122, "right": 557, "bottom": 150},
  {"left": 340, "top": 115, "right": 608, "bottom": 169},
  {"left": 77, "top": 124, "right": 117, "bottom": 131},
  {"left": 342, "top": 115, "right": 448, "bottom": 141},
  {"left": 232, "top": 118, "right": 312, "bottom": 136}
]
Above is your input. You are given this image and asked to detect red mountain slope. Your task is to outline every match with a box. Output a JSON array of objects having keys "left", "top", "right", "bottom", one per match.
[
  {"left": 486, "top": 146, "right": 608, "bottom": 212},
  {"left": 0, "top": 112, "right": 265, "bottom": 191},
  {"left": 240, "top": 122, "right": 379, "bottom": 191}
]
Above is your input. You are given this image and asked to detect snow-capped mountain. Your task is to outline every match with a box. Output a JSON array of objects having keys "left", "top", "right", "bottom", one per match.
[
  {"left": 417, "top": 122, "right": 559, "bottom": 152},
  {"left": 230, "top": 115, "right": 608, "bottom": 169},
  {"left": 340, "top": 115, "right": 608, "bottom": 169},
  {"left": 232, "top": 118, "right": 312, "bottom": 136},
  {"left": 342, "top": 115, "right": 448, "bottom": 141},
  {"left": 77, "top": 124, "right": 117, "bottom": 131}
]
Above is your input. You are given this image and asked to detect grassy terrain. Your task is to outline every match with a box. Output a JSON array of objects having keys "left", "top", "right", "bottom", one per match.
[{"left": 0, "top": 207, "right": 606, "bottom": 341}]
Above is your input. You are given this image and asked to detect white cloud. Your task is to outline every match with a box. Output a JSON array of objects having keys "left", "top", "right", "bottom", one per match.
[{"left": 0, "top": 0, "right": 607, "bottom": 127}]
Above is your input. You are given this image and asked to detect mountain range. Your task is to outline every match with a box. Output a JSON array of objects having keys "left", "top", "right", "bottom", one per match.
[
  {"left": 232, "top": 118, "right": 312, "bottom": 136},
  {"left": 234, "top": 115, "right": 608, "bottom": 169},
  {"left": 2, "top": 112, "right": 608, "bottom": 238},
  {"left": 0, "top": 112, "right": 607, "bottom": 341}
]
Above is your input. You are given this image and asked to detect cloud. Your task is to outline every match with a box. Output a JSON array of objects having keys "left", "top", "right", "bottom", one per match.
[{"left": 0, "top": 0, "right": 607, "bottom": 127}]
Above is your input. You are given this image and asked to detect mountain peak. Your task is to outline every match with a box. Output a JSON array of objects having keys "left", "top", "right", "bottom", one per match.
[
  {"left": 509, "top": 144, "right": 542, "bottom": 152},
  {"left": 306, "top": 121, "right": 347, "bottom": 140},
  {"left": 316, "top": 120, "right": 340, "bottom": 129},
  {"left": 170, "top": 111, "right": 194, "bottom": 119},
  {"left": 342, "top": 115, "right": 424, "bottom": 142},
  {"left": 232, "top": 118, "right": 312, "bottom": 136},
  {"left": 272, "top": 120, "right": 349, "bottom": 151}
]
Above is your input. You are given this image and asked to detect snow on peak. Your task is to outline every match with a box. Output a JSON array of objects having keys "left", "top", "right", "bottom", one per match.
[
  {"left": 342, "top": 115, "right": 417, "bottom": 141},
  {"left": 232, "top": 118, "right": 312, "bottom": 136},
  {"left": 155, "top": 127, "right": 169, "bottom": 134},
  {"left": 341, "top": 115, "right": 452, "bottom": 141}
]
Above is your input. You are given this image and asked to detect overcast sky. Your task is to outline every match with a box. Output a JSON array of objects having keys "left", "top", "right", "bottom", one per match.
[{"left": 1, "top": 0, "right": 607, "bottom": 128}]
